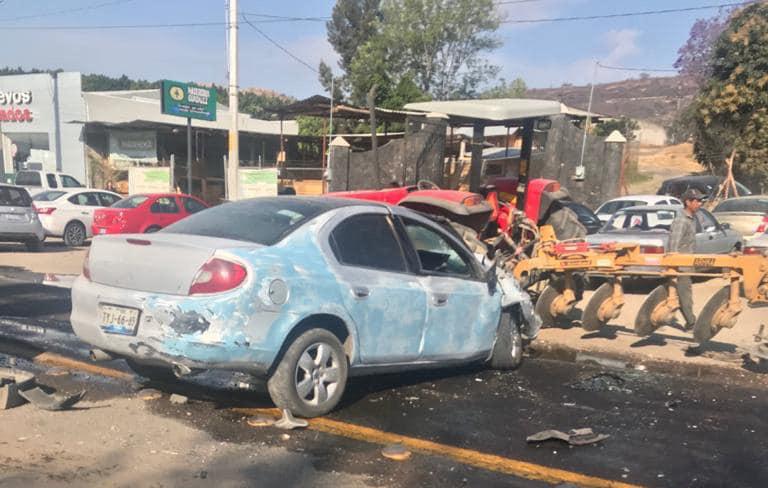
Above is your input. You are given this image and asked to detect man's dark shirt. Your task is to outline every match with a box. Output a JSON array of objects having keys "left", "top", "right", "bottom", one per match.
[{"left": 669, "top": 210, "right": 696, "bottom": 253}]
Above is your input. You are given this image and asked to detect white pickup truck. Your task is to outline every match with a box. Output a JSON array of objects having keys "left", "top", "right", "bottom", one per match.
[{"left": 14, "top": 170, "right": 85, "bottom": 196}]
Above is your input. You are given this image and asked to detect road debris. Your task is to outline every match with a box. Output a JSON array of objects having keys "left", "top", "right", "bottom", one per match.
[
  {"left": 169, "top": 393, "right": 188, "bottom": 405},
  {"left": 527, "top": 428, "right": 610, "bottom": 446},
  {"left": 246, "top": 414, "right": 275, "bottom": 427},
  {"left": 382, "top": 444, "right": 412, "bottom": 461},
  {"left": 138, "top": 388, "right": 163, "bottom": 401},
  {"left": 569, "top": 372, "right": 633, "bottom": 394},
  {"left": 1, "top": 367, "right": 85, "bottom": 411},
  {"left": 274, "top": 409, "right": 308, "bottom": 430}
]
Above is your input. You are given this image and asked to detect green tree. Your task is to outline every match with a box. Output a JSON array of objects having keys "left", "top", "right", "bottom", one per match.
[
  {"left": 480, "top": 77, "right": 527, "bottom": 99},
  {"left": 690, "top": 3, "right": 768, "bottom": 188},
  {"left": 350, "top": 0, "right": 501, "bottom": 101}
]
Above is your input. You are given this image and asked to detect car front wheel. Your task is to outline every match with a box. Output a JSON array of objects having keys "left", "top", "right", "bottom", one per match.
[
  {"left": 489, "top": 311, "right": 523, "bottom": 370},
  {"left": 267, "top": 328, "right": 348, "bottom": 418}
]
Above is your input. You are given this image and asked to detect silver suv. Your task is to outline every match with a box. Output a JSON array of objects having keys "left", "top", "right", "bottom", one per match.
[{"left": 0, "top": 184, "right": 45, "bottom": 251}]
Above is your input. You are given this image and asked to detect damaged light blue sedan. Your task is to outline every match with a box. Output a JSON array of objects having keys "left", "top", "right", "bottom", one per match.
[{"left": 71, "top": 197, "right": 540, "bottom": 417}]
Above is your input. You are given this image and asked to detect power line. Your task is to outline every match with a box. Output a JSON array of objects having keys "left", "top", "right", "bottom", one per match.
[
  {"left": 0, "top": 0, "right": 135, "bottom": 23},
  {"left": 496, "top": 0, "right": 550, "bottom": 4},
  {"left": 239, "top": 12, "right": 330, "bottom": 22},
  {"left": 0, "top": 21, "right": 225, "bottom": 30},
  {"left": 241, "top": 14, "right": 318, "bottom": 74},
  {"left": 598, "top": 63, "right": 678, "bottom": 73},
  {"left": 501, "top": 1, "right": 756, "bottom": 24}
]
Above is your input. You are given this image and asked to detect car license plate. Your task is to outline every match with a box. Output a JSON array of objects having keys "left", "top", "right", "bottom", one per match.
[
  {"left": 2, "top": 213, "right": 26, "bottom": 222},
  {"left": 99, "top": 304, "right": 140, "bottom": 335},
  {"left": 98, "top": 228, "right": 107, "bottom": 234}
]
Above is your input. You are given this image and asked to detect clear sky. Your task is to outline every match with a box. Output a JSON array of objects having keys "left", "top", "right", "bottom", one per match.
[{"left": 0, "top": 0, "right": 735, "bottom": 98}]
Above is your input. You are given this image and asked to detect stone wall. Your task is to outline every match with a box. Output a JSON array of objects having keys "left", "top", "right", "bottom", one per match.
[
  {"left": 530, "top": 115, "right": 624, "bottom": 210},
  {"left": 328, "top": 116, "right": 446, "bottom": 191}
]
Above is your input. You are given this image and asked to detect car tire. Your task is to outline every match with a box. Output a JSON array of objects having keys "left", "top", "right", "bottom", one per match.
[
  {"left": 63, "top": 221, "right": 86, "bottom": 247},
  {"left": 125, "top": 359, "right": 178, "bottom": 383},
  {"left": 267, "top": 328, "right": 348, "bottom": 418},
  {"left": 488, "top": 311, "right": 523, "bottom": 370},
  {"left": 24, "top": 238, "right": 43, "bottom": 252},
  {"left": 144, "top": 226, "right": 162, "bottom": 233}
]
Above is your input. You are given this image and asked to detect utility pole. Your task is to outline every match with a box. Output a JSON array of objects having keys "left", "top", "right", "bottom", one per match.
[
  {"left": 227, "top": 0, "right": 239, "bottom": 200},
  {"left": 577, "top": 60, "right": 598, "bottom": 180}
]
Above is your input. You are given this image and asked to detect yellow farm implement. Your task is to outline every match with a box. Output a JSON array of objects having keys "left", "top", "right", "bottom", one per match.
[{"left": 513, "top": 227, "right": 768, "bottom": 343}]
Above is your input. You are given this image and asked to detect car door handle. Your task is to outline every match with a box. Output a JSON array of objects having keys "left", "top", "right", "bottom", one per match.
[
  {"left": 432, "top": 294, "right": 448, "bottom": 307},
  {"left": 352, "top": 286, "right": 370, "bottom": 299}
]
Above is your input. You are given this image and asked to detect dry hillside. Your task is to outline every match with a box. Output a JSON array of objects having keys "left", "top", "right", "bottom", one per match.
[
  {"left": 628, "top": 143, "right": 705, "bottom": 194},
  {"left": 527, "top": 76, "right": 698, "bottom": 127}
]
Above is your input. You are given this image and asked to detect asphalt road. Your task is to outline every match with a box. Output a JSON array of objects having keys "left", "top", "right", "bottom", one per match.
[{"left": 2, "top": 277, "right": 767, "bottom": 487}]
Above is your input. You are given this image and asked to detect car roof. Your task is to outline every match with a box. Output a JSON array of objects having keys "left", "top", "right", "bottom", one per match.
[
  {"left": 618, "top": 204, "right": 683, "bottom": 212},
  {"left": 605, "top": 194, "right": 677, "bottom": 202},
  {"left": 662, "top": 175, "right": 720, "bottom": 184},
  {"left": 714, "top": 195, "right": 767, "bottom": 201}
]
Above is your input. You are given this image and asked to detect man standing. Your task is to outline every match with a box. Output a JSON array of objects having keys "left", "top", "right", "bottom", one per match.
[{"left": 668, "top": 188, "right": 704, "bottom": 329}]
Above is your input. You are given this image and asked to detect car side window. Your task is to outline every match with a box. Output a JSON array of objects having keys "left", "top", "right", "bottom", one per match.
[
  {"left": 697, "top": 210, "right": 718, "bottom": 232},
  {"left": 98, "top": 193, "right": 121, "bottom": 207},
  {"left": 182, "top": 197, "right": 207, "bottom": 214},
  {"left": 47, "top": 174, "right": 58, "bottom": 188},
  {"left": 150, "top": 197, "right": 179, "bottom": 214},
  {"left": 68, "top": 192, "right": 100, "bottom": 206},
  {"left": 329, "top": 214, "right": 407, "bottom": 272},
  {"left": 401, "top": 219, "right": 471, "bottom": 276},
  {"left": 61, "top": 175, "right": 83, "bottom": 188}
]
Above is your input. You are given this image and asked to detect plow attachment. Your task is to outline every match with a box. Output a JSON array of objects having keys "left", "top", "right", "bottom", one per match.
[{"left": 514, "top": 226, "right": 768, "bottom": 344}]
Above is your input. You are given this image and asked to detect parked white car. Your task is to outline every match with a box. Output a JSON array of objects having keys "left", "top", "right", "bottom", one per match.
[
  {"left": 595, "top": 195, "right": 682, "bottom": 224},
  {"left": 15, "top": 170, "right": 85, "bottom": 197},
  {"left": 33, "top": 189, "right": 122, "bottom": 246},
  {"left": 0, "top": 184, "right": 45, "bottom": 251}
]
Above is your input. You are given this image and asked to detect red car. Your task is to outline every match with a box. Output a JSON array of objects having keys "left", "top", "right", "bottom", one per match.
[{"left": 92, "top": 193, "right": 208, "bottom": 235}]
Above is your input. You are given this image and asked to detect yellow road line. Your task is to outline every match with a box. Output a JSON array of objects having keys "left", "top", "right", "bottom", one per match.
[
  {"left": 232, "top": 407, "right": 641, "bottom": 488},
  {"left": 33, "top": 352, "right": 133, "bottom": 380},
  {"left": 30, "top": 353, "right": 641, "bottom": 488}
]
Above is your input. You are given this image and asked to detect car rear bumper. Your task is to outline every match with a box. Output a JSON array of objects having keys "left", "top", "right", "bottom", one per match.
[
  {"left": 70, "top": 276, "right": 282, "bottom": 376},
  {"left": 0, "top": 222, "right": 45, "bottom": 242}
]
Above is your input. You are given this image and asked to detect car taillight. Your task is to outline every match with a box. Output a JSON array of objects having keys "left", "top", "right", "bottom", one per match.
[
  {"left": 35, "top": 207, "right": 55, "bottom": 215},
  {"left": 744, "top": 246, "right": 766, "bottom": 255},
  {"left": 756, "top": 216, "right": 768, "bottom": 234},
  {"left": 640, "top": 245, "right": 665, "bottom": 254},
  {"left": 189, "top": 258, "right": 247, "bottom": 295},
  {"left": 82, "top": 249, "right": 91, "bottom": 280}
]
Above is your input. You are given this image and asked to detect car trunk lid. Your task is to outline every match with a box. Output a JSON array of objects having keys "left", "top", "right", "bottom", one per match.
[
  {"left": 88, "top": 233, "right": 258, "bottom": 295},
  {"left": 714, "top": 212, "right": 765, "bottom": 237}
]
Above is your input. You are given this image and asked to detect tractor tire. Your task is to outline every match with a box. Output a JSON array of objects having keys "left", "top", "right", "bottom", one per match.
[
  {"left": 634, "top": 285, "right": 669, "bottom": 336},
  {"left": 693, "top": 286, "right": 731, "bottom": 344}
]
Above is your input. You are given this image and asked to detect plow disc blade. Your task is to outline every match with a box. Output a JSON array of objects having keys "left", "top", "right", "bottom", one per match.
[
  {"left": 582, "top": 282, "right": 617, "bottom": 332},
  {"left": 693, "top": 286, "right": 737, "bottom": 343},
  {"left": 634, "top": 285, "right": 671, "bottom": 336},
  {"left": 535, "top": 284, "right": 561, "bottom": 328}
]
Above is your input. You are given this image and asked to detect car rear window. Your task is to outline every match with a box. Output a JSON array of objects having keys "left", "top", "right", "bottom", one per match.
[
  {"left": 113, "top": 195, "right": 149, "bottom": 209},
  {"left": 15, "top": 172, "right": 41, "bottom": 186},
  {"left": 33, "top": 191, "right": 67, "bottom": 202},
  {"left": 606, "top": 210, "right": 677, "bottom": 231},
  {"left": 714, "top": 198, "right": 768, "bottom": 213},
  {"left": 163, "top": 198, "right": 332, "bottom": 245},
  {"left": 0, "top": 186, "right": 32, "bottom": 207}
]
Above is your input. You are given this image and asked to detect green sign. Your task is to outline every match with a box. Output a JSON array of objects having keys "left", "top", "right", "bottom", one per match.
[{"left": 161, "top": 80, "right": 217, "bottom": 121}]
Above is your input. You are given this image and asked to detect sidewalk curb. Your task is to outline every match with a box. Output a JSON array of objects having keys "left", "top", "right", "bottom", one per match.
[
  {"left": 0, "top": 267, "right": 76, "bottom": 289},
  {"left": 530, "top": 339, "right": 768, "bottom": 385}
]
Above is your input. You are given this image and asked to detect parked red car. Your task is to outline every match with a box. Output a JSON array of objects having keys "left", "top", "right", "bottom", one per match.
[{"left": 92, "top": 193, "right": 208, "bottom": 235}]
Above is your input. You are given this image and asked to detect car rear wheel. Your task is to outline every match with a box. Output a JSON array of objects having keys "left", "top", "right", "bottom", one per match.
[
  {"left": 267, "top": 328, "right": 348, "bottom": 418},
  {"left": 24, "top": 238, "right": 43, "bottom": 252},
  {"left": 63, "top": 221, "right": 86, "bottom": 247},
  {"left": 488, "top": 311, "right": 523, "bottom": 370}
]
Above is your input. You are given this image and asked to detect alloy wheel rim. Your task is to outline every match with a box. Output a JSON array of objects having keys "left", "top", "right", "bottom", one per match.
[
  {"left": 294, "top": 342, "right": 341, "bottom": 407},
  {"left": 68, "top": 225, "right": 84, "bottom": 244}
]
